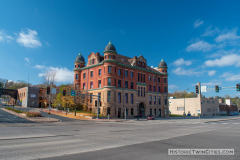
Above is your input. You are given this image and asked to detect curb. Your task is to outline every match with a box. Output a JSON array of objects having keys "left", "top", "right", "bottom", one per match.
[{"left": 202, "top": 117, "right": 240, "bottom": 123}]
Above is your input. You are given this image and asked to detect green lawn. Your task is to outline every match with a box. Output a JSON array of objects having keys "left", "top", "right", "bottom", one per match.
[
  {"left": 5, "top": 107, "right": 23, "bottom": 113},
  {"left": 169, "top": 114, "right": 185, "bottom": 117}
]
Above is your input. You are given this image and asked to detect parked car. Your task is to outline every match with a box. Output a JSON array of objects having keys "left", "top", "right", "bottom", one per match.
[
  {"left": 187, "top": 113, "right": 191, "bottom": 116},
  {"left": 147, "top": 115, "right": 155, "bottom": 120},
  {"left": 236, "top": 112, "right": 239, "bottom": 115},
  {"left": 229, "top": 113, "right": 233, "bottom": 116}
]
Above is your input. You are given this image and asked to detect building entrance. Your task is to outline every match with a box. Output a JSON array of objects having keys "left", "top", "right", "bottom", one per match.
[{"left": 139, "top": 102, "right": 145, "bottom": 118}]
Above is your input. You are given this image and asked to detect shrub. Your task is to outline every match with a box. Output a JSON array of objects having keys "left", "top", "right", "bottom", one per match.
[
  {"left": 27, "top": 110, "right": 42, "bottom": 117},
  {"left": 5, "top": 107, "right": 23, "bottom": 113}
]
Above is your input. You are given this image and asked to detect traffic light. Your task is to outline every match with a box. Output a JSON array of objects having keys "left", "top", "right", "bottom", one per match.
[
  {"left": 47, "top": 87, "right": 50, "bottom": 94},
  {"left": 215, "top": 85, "right": 219, "bottom": 93},
  {"left": 63, "top": 90, "right": 66, "bottom": 96},
  {"left": 195, "top": 85, "right": 199, "bottom": 94},
  {"left": 236, "top": 84, "right": 240, "bottom": 91}
]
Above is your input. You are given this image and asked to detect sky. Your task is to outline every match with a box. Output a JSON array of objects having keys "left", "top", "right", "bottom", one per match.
[{"left": 1, "top": 0, "right": 240, "bottom": 97}]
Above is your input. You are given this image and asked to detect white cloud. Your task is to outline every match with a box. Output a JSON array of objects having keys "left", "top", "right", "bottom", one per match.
[
  {"left": 194, "top": 19, "right": 204, "bottom": 28},
  {"left": 186, "top": 41, "right": 215, "bottom": 52},
  {"left": 0, "top": 30, "right": 13, "bottom": 42},
  {"left": 201, "top": 82, "right": 222, "bottom": 86},
  {"left": 220, "top": 72, "right": 234, "bottom": 78},
  {"left": 172, "top": 67, "right": 204, "bottom": 76},
  {"left": 201, "top": 25, "right": 220, "bottom": 37},
  {"left": 205, "top": 54, "right": 240, "bottom": 67},
  {"left": 172, "top": 58, "right": 192, "bottom": 66},
  {"left": 16, "top": 29, "right": 42, "bottom": 48},
  {"left": 24, "top": 58, "right": 30, "bottom": 66},
  {"left": 35, "top": 65, "right": 45, "bottom": 69},
  {"left": 38, "top": 66, "right": 74, "bottom": 83},
  {"left": 215, "top": 28, "right": 240, "bottom": 43},
  {"left": 225, "top": 74, "right": 240, "bottom": 81},
  {"left": 208, "top": 70, "right": 216, "bottom": 76},
  {"left": 168, "top": 85, "right": 179, "bottom": 89}
]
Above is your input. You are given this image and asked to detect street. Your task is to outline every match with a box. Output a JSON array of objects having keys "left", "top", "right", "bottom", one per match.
[{"left": 0, "top": 106, "right": 240, "bottom": 160}]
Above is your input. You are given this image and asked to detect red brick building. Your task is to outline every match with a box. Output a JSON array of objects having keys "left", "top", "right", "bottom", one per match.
[
  {"left": 73, "top": 41, "right": 169, "bottom": 118},
  {"left": 219, "top": 99, "right": 238, "bottom": 115}
]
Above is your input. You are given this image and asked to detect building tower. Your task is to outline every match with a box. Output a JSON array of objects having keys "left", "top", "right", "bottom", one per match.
[
  {"left": 158, "top": 58, "right": 168, "bottom": 73},
  {"left": 74, "top": 53, "right": 85, "bottom": 90},
  {"left": 103, "top": 41, "right": 117, "bottom": 60}
]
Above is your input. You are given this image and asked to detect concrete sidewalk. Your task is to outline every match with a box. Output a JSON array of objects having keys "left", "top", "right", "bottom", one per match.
[{"left": 1, "top": 108, "right": 59, "bottom": 122}]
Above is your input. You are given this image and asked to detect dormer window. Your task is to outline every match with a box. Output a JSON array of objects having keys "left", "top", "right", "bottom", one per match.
[
  {"left": 143, "top": 63, "right": 145, "bottom": 68},
  {"left": 138, "top": 61, "right": 140, "bottom": 66},
  {"left": 92, "top": 59, "right": 95, "bottom": 64}
]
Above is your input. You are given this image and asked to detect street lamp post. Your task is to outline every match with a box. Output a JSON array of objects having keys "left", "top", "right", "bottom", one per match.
[
  {"left": 137, "top": 101, "right": 139, "bottom": 121},
  {"left": 184, "top": 88, "right": 189, "bottom": 116}
]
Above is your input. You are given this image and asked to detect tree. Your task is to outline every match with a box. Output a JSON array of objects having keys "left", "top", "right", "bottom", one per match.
[
  {"left": 61, "top": 85, "right": 75, "bottom": 114},
  {"left": 168, "top": 90, "right": 197, "bottom": 98}
]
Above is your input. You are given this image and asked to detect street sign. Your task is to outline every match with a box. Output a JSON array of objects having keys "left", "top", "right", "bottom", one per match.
[
  {"left": 51, "top": 88, "right": 56, "bottom": 94},
  {"left": 197, "top": 109, "right": 201, "bottom": 114},
  {"left": 71, "top": 90, "right": 75, "bottom": 96},
  {"left": 201, "top": 86, "right": 207, "bottom": 92}
]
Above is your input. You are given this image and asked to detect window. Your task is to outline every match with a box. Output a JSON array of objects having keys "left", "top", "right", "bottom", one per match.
[
  {"left": 105, "top": 55, "right": 107, "bottom": 59},
  {"left": 153, "top": 76, "right": 155, "bottom": 82},
  {"left": 138, "top": 73, "right": 140, "bottom": 81},
  {"left": 89, "top": 60, "right": 92, "bottom": 65},
  {"left": 109, "top": 55, "right": 111, "bottom": 59},
  {"left": 149, "top": 96, "right": 152, "bottom": 104},
  {"left": 162, "top": 69, "right": 164, "bottom": 72},
  {"left": 207, "top": 108, "right": 211, "bottom": 112},
  {"left": 131, "top": 72, "right": 133, "bottom": 78},
  {"left": 90, "top": 71, "right": 93, "bottom": 77},
  {"left": 158, "top": 86, "right": 160, "bottom": 92},
  {"left": 126, "top": 108, "right": 128, "bottom": 116},
  {"left": 75, "top": 84, "right": 78, "bottom": 90},
  {"left": 78, "top": 65, "right": 80, "bottom": 68},
  {"left": 144, "top": 87, "right": 145, "bottom": 97},
  {"left": 99, "top": 69, "right": 101, "bottom": 76},
  {"left": 141, "top": 87, "right": 142, "bottom": 96},
  {"left": 90, "top": 93, "right": 92, "bottom": 103},
  {"left": 125, "top": 93, "right": 128, "bottom": 103},
  {"left": 164, "top": 87, "right": 167, "bottom": 93},
  {"left": 108, "top": 66, "right": 111, "bottom": 73},
  {"left": 107, "top": 91, "right": 111, "bottom": 102},
  {"left": 149, "top": 75, "right": 151, "bottom": 81},
  {"left": 118, "top": 92, "right": 121, "bottom": 103},
  {"left": 131, "top": 82, "right": 133, "bottom": 89},
  {"left": 83, "top": 83, "right": 85, "bottom": 90},
  {"left": 154, "top": 96, "right": 156, "bottom": 104},
  {"left": 141, "top": 74, "right": 142, "bottom": 82},
  {"left": 150, "top": 108, "right": 152, "bottom": 115},
  {"left": 75, "top": 74, "right": 78, "bottom": 80},
  {"left": 92, "top": 59, "right": 95, "bottom": 64},
  {"left": 149, "top": 85, "right": 152, "bottom": 91},
  {"left": 118, "top": 69, "right": 121, "bottom": 75},
  {"left": 83, "top": 73, "right": 86, "bottom": 79},
  {"left": 75, "top": 65, "right": 76, "bottom": 68},
  {"left": 154, "top": 109, "right": 156, "bottom": 115},
  {"left": 143, "top": 74, "right": 145, "bottom": 82},
  {"left": 143, "top": 63, "right": 145, "bottom": 68},
  {"left": 118, "top": 80, "right": 121, "bottom": 87},
  {"left": 177, "top": 107, "right": 184, "bottom": 111},
  {"left": 125, "top": 70, "right": 128, "bottom": 77},
  {"left": 138, "top": 87, "right": 140, "bottom": 96},
  {"left": 131, "top": 108, "right": 133, "bottom": 115},
  {"left": 113, "top": 55, "right": 115, "bottom": 59},
  {"left": 158, "top": 97, "right": 161, "bottom": 105},
  {"left": 90, "top": 82, "right": 93, "bottom": 89},
  {"left": 165, "top": 97, "right": 167, "bottom": 105},
  {"left": 158, "top": 77, "right": 160, "bottom": 83},
  {"left": 98, "top": 80, "right": 101, "bottom": 88},
  {"left": 212, "top": 101, "right": 214, "bottom": 104},
  {"left": 131, "top": 94, "right": 133, "bottom": 103},
  {"left": 164, "top": 78, "right": 167, "bottom": 83},
  {"left": 125, "top": 81, "right": 128, "bottom": 88},
  {"left": 138, "top": 61, "right": 140, "bottom": 66},
  {"left": 165, "top": 109, "right": 167, "bottom": 115},
  {"left": 108, "top": 78, "right": 111, "bottom": 86},
  {"left": 153, "top": 86, "right": 156, "bottom": 92}
]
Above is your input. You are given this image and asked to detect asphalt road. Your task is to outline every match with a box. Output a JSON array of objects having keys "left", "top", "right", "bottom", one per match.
[{"left": 1, "top": 116, "right": 240, "bottom": 160}]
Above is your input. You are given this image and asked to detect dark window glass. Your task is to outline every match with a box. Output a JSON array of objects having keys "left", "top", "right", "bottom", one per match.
[
  {"left": 90, "top": 82, "right": 93, "bottom": 89},
  {"left": 144, "top": 88, "right": 145, "bottom": 97},
  {"left": 125, "top": 70, "right": 128, "bottom": 77},
  {"left": 108, "top": 66, "right": 111, "bottom": 73},
  {"left": 131, "top": 82, "right": 133, "bottom": 89},
  {"left": 99, "top": 69, "right": 101, "bottom": 75},
  {"left": 141, "top": 87, "right": 142, "bottom": 96},
  {"left": 118, "top": 92, "right": 121, "bottom": 103},
  {"left": 164, "top": 78, "right": 167, "bottom": 83},
  {"left": 131, "top": 94, "right": 133, "bottom": 103},
  {"left": 164, "top": 87, "right": 167, "bottom": 93},
  {"left": 154, "top": 96, "right": 156, "bottom": 104},
  {"left": 153, "top": 76, "right": 155, "bottom": 82},
  {"left": 165, "top": 97, "right": 167, "bottom": 105},
  {"left": 118, "top": 69, "right": 121, "bottom": 75},
  {"left": 153, "top": 86, "right": 156, "bottom": 92},
  {"left": 143, "top": 74, "right": 145, "bottom": 82},
  {"left": 149, "top": 85, "right": 151, "bottom": 91},
  {"left": 131, "top": 72, "right": 133, "bottom": 78},
  {"left": 92, "top": 59, "right": 95, "bottom": 64},
  {"left": 138, "top": 73, "right": 140, "bottom": 81},
  {"left": 158, "top": 97, "right": 161, "bottom": 105},
  {"left": 149, "top": 75, "right": 151, "bottom": 81},
  {"left": 125, "top": 81, "right": 128, "bottom": 88},
  {"left": 98, "top": 80, "right": 101, "bottom": 88},
  {"left": 118, "top": 80, "right": 121, "bottom": 87},
  {"left": 107, "top": 91, "right": 111, "bottom": 102},
  {"left": 78, "top": 65, "right": 80, "bottom": 68},
  {"left": 75, "top": 74, "right": 78, "bottom": 80},
  {"left": 109, "top": 55, "right": 111, "bottom": 59},
  {"left": 158, "top": 86, "right": 160, "bottom": 92},
  {"left": 113, "top": 55, "right": 115, "bottom": 59},
  {"left": 131, "top": 108, "right": 133, "bottom": 115},
  {"left": 108, "top": 78, "right": 111, "bottom": 86},
  {"left": 90, "top": 71, "right": 93, "bottom": 77},
  {"left": 83, "top": 73, "right": 86, "bottom": 79},
  {"left": 141, "top": 74, "right": 142, "bottom": 82},
  {"left": 138, "top": 87, "right": 140, "bottom": 96},
  {"left": 125, "top": 93, "right": 128, "bottom": 103},
  {"left": 149, "top": 96, "right": 152, "bottom": 104},
  {"left": 158, "top": 77, "right": 160, "bottom": 83},
  {"left": 90, "top": 93, "right": 92, "bottom": 103}
]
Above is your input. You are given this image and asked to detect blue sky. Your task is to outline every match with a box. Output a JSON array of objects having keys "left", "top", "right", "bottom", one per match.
[{"left": 1, "top": 0, "right": 240, "bottom": 97}]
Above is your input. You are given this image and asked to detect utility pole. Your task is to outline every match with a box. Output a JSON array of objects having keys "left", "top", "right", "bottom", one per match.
[{"left": 184, "top": 88, "right": 189, "bottom": 116}]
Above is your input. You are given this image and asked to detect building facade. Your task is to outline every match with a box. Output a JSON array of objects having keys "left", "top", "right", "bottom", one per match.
[
  {"left": 169, "top": 83, "right": 220, "bottom": 117},
  {"left": 73, "top": 41, "right": 169, "bottom": 118},
  {"left": 219, "top": 99, "right": 238, "bottom": 115},
  {"left": 17, "top": 87, "right": 40, "bottom": 108}
]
